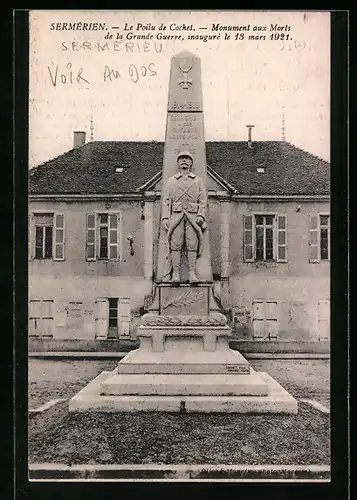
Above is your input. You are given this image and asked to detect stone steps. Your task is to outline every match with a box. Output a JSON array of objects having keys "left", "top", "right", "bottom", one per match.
[
  {"left": 69, "top": 371, "right": 298, "bottom": 414},
  {"left": 117, "top": 347, "right": 250, "bottom": 374}
]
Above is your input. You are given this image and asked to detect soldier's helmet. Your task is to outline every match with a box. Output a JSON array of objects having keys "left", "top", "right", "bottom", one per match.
[{"left": 177, "top": 151, "right": 193, "bottom": 162}]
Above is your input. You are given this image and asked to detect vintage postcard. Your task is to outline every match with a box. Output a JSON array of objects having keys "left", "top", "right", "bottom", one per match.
[{"left": 27, "top": 10, "right": 332, "bottom": 483}]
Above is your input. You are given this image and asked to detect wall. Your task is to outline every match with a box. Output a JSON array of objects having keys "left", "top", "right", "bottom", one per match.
[
  {"left": 29, "top": 197, "right": 330, "bottom": 344},
  {"left": 29, "top": 200, "right": 145, "bottom": 277},
  {"left": 29, "top": 199, "right": 152, "bottom": 339},
  {"left": 229, "top": 200, "right": 330, "bottom": 342}
]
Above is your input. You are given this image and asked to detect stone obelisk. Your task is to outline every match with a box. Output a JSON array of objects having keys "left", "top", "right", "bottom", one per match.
[{"left": 156, "top": 51, "right": 212, "bottom": 283}]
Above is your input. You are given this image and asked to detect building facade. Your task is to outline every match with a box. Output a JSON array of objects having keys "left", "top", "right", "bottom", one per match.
[{"left": 28, "top": 138, "right": 330, "bottom": 350}]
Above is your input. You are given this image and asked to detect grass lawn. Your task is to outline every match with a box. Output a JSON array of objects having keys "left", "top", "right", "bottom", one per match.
[
  {"left": 29, "top": 359, "right": 117, "bottom": 410},
  {"left": 28, "top": 358, "right": 330, "bottom": 466},
  {"left": 250, "top": 359, "right": 330, "bottom": 408}
]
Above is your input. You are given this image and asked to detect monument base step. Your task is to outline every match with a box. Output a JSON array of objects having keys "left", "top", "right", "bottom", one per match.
[
  {"left": 101, "top": 369, "right": 268, "bottom": 396},
  {"left": 117, "top": 348, "right": 250, "bottom": 374},
  {"left": 68, "top": 371, "right": 298, "bottom": 414}
]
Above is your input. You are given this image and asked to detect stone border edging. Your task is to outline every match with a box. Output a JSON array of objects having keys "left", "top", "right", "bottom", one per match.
[
  {"left": 29, "top": 463, "right": 330, "bottom": 481},
  {"left": 28, "top": 352, "right": 330, "bottom": 360},
  {"left": 300, "top": 399, "right": 330, "bottom": 414}
]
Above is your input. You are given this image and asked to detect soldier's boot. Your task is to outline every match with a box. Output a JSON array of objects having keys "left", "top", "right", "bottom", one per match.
[
  {"left": 171, "top": 250, "right": 181, "bottom": 283},
  {"left": 187, "top": 251, "right": 199, "bottom": 283}
]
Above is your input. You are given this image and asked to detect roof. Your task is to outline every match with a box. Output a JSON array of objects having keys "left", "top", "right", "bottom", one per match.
[{"left": 29, "top": 140, "right": 330, "bottom": 196}]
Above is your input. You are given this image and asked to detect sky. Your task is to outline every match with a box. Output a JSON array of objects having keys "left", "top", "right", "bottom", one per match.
[{"left": 29, "top": 10, "right": 330, "bottom": 167}]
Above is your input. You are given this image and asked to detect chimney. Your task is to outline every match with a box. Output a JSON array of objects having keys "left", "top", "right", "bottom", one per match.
[
  {"left": 73, "top": 131, "right": 86, "bottom": 149},
  {"left": 246, "top": 125, "right": 255, "bottom": 148}
]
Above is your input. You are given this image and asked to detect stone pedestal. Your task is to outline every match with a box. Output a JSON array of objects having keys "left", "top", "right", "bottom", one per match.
[
  {"left": 115, "top": 320, "right": 250, "bottom": 374},
  {"left": 69, "top": 312, "right": 297, "bottom": 413},
  {"left": 97, "top": 317, "right": 267, "bottom": 397}
]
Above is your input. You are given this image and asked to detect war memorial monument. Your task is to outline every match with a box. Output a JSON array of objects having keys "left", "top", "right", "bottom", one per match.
[{"left": 69, "top": 51, "right": 298, "bottom": 414}]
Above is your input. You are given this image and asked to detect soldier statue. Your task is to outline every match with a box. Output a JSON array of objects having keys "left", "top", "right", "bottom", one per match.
[{"left": 161, "top": 151, "right": 207, "bottom": 283}]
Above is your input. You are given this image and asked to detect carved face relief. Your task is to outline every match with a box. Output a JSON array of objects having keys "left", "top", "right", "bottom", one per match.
[{"left": 177, "top": 156, "right": 193, "bottom": 174}]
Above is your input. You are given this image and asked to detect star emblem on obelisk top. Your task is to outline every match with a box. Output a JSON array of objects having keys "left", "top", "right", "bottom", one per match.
[{"left": 177, "top": 53, "right": 194, "bottom": 90}]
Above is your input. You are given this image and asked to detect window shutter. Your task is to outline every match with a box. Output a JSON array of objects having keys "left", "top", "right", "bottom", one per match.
[
  {"left": 243, "top": 215, "right": 254, "bottom": 262},
  {"left": 42, "top": 299, "right": 53, "bottom": 318},
  {"left": 317, "top": 299, "right": 330, "bottom": 341},
  {"left": 309, "top": 214, "right": 319, "bottom": 262},
  {"left": 95, "top": 298, "right": 108, "bottom": 339},
  {"left": 108, "top": 213, "right": 120, "bottom": 260},
  {"left": 86, "top": 213, "right": 96, "bottom": 261},
  {"left": 29, "top": 299, "right": 41, "bottom": 318},
  {"left": 253, "top": 300, "right": 265, "bottom": 320},
  {"left": 276, "top": 214, "right": 287, "bottom": 262},
  {"left": 40, "top": 318, "right": 53, "bottom": 337},
  {"left": 29, "top": 300, "right": 54, "bottom": 337},
  {"left": 266, "top": 300, "right": 277, "bottom": 320},
  {"left": 28, "top": 319, "right": 38, "bottom": 336},
  {"left": 118, "top": 297, "right": 131, "bottom": 337},
  {"left": 266, "top": 300, "right": 278, "bottom": 340},
  {"left": 29, "top": 213, "right": 35, "bottom": 260},
  {"left": 29, "top": 300, "right": 39, "bottom": 336},
  {"left": 53, "top": 213, "right": 65, "bottom": 261},
  {"left": 252, "top": 300, "right": 265, "bottom": 340}
]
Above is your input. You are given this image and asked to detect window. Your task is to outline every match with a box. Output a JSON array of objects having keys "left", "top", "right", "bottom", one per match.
[
  {"left": 252, "top": 299, "right": 278, "bottom": 340},
  {"left": 32, "top": 213, "right": 65, "bottom": 260},
  {"left": 94, "top": 297, "right": 131, "bottom": 339},
  {"left": 35, "top": 214, "right": 53, "bottom": 259},
  {"left": 86, "top": 212, "right": 121, "bottom": 261},
  {"left": 255, "top": 214, "right": 274, "bottom": 261},
  {"left": 108, "top": 298, "right": 118, "bottom": 328},
  {"left": 243, "top": 214, "right": 287, "bottom": 263},
  {"left": 309, "top": 214, "right": 330, "bottom": 262},
  {"left": 108, "top": 297, "right": 119, "bottom": 339},
  {"left": 119, "top": 297, "right": 131, "bottom": 337},
  {"left": 29, "top": 299, "right": 54, "bottom": 337},
  {"left": 320, "top": 215, "right": 330, "bottom": 260}
]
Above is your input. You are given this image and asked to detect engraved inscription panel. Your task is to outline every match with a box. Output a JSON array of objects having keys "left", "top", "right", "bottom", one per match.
[
  {"left": 170, "top": 101, "right": 200, "bottom": 111},
  {"left": 163, "top": 113, "right": 207, "bottom": 180},
  {"left": 168, "top": 114, "right": 200, "bottom": 141},
  {"left": 226, "top": 364, "right": 250, "bottom": 374}
]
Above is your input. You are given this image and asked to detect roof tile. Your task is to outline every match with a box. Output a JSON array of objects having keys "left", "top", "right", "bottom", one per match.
[{"left": 29, "top": 141, "right": 330, "bottom": 195}]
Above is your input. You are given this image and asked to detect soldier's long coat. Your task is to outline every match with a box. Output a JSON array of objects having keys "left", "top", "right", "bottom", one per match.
[{"left": 161, "top": 172, "right": 207, "bottom": 281}]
